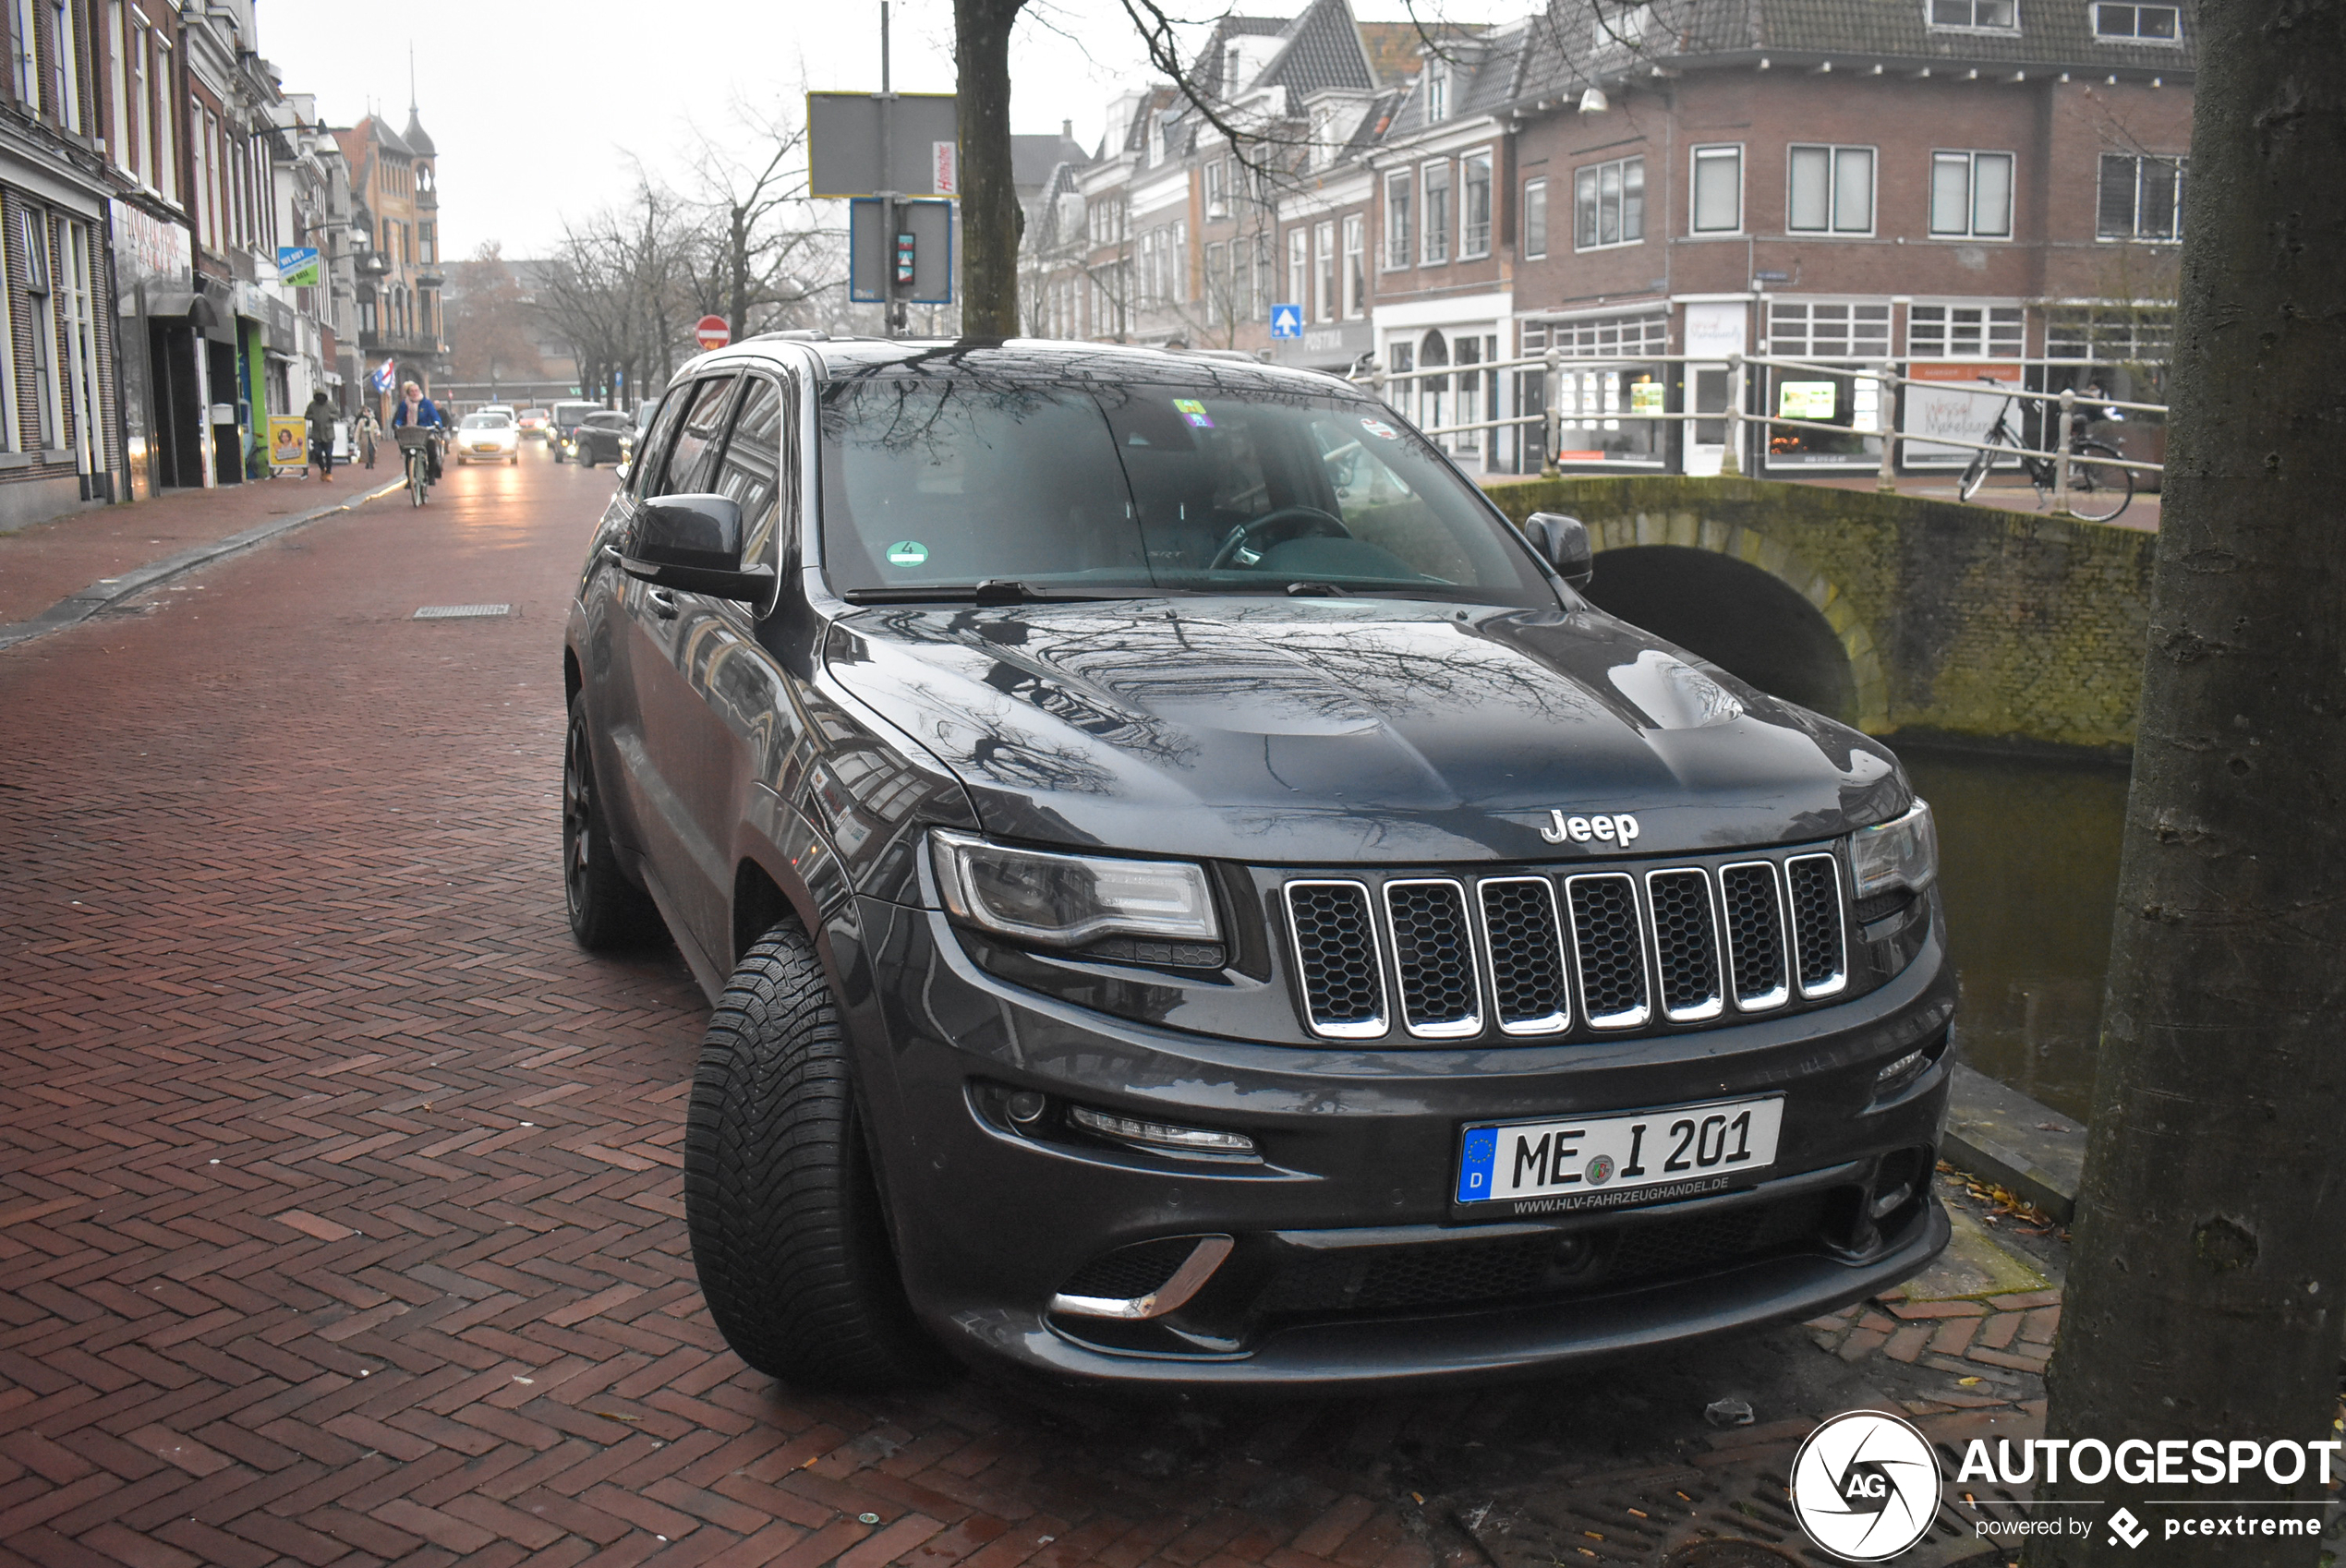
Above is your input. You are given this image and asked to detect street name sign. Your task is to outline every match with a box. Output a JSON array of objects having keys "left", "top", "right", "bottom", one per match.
[{"left": 807, "top": 92, "right": 961, "bottom": 199}]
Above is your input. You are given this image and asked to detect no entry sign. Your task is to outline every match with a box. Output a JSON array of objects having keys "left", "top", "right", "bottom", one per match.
[{"left": 695, "top": 315, "right": 731, "bottom": 351}]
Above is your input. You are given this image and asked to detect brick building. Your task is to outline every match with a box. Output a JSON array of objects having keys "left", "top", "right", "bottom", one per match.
[
  {"left": 1022, "top": 0, "right": 2196, "bottom": 482},
  {"left": 336, "top": 106, "right": 446, "bottom": 413}
]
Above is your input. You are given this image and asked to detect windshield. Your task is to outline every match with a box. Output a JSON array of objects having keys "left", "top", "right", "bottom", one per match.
[
  {"left": 461, "top": 414, "right": 513, "bottom": 429},
  {"left": 520, "top": 409, "right": 548, "bottom": 420},
  {"left": 553, "top": 404, "right": 597, "bottom": 425},
  {"left": 817, "top": 372, "right": 1554, "bottom": 608}
]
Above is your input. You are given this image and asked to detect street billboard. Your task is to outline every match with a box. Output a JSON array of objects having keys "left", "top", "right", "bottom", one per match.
[
  {"left": 807, "top": 93, "right": 961, "bottom": 198},
  {"left": 1903, "top": 361, "right": 2023, "bottom": 466}
]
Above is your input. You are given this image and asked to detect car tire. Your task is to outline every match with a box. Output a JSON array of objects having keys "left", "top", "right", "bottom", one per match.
[
  {"left": 562, "top": 694, "right": 659, "bottom": 949},
  {"left": 685, "top": 923, "right": 945, "bottom": 1390}
]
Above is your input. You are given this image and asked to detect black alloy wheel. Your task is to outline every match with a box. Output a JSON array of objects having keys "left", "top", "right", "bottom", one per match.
[
  {"left": 562, "top": 694, "right": 658, "bottom": 949},
  {"left": 2062, "top": 440, "right": 2134, "bottom": 523},
  {"left": 684, "top": 923, "right": 945, "bottom": 1389}
]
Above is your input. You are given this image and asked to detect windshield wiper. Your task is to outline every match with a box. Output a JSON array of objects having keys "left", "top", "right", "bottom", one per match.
[
  {"left": 840, "top": 579, "right": 1125, "bottom": 605},
  {"left": 1283, "top": 581, "right": 1349, "bottom": 597}
]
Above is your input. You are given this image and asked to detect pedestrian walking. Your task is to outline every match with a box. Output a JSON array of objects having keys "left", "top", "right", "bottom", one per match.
[
  {"left": 356, "top": 405, "right": 380, "bottom": 469},
  {"left": 304, "top": 389, "right": 337, "bottom": 480}
]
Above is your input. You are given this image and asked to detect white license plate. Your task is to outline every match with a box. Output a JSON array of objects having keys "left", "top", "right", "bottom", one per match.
[{"left": 1455, "top": 1095, "right": 1784, "bottom": 1213}]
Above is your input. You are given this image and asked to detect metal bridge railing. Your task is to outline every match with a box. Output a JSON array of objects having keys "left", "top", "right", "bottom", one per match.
[{"left": 1349, "top": 349, "right": 2166, "bottom": 519}]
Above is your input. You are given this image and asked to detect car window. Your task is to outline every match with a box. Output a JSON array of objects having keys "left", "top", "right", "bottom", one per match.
[
  {"left": 714, "top": 376, "right": 787, "bottom": 572},
  {"left": 816, "top": 372, "right": 1552, "bottom": 608},
  {"left": 460, "top": 413, "right": 513, "bottom": 429},
  {"left": 631, "top": 390, "right": 695, "bottom": 499},
  {"left": 653, "top": 377, "right": 739, "bottom": 497},
  {"left": 586, "top": 413, "right": 629, "bottom": 429}
]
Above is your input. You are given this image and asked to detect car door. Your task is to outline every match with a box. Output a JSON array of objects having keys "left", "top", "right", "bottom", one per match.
[
  {"left": 641, "top": 371, "right": 804, "bottom": 966},
  {"left": 619, "top": 372, "right": 744, "bottom": 978}
]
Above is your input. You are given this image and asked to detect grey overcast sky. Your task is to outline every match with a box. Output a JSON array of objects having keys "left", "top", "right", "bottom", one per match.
[{"left": 254, "top": 0, "right": 1515, "bottom": 260}]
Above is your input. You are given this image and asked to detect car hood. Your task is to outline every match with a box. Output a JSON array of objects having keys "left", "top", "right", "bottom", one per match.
[{"left": 823, "top": 598, "right": 1909, "bottom": 864}]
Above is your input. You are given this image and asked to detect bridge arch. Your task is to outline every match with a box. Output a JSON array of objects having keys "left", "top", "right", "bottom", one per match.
[{"left": 1582, "top": 515, "right": 1891, "bottom": 730}]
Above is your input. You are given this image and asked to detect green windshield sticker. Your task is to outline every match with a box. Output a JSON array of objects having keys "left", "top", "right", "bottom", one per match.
[
  {"left": 1173, "top": 397, "right": 1215, "bottom": 429},
  {"left": 885, "top": 540, "right": 929, "bottom": 568}
]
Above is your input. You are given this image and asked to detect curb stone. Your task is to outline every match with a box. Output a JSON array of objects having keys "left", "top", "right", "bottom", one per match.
[{"left": 0, "top": 476, "right": 405, "bottom": 653}]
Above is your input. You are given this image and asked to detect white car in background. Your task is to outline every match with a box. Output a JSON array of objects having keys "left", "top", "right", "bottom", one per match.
[{"left": 455, "top": 411, "right": 520, "bottom": 465}]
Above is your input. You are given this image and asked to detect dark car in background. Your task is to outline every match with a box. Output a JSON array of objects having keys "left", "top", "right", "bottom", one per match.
[
  {"left": 548, "top": 399, "right": 600, "bottom": 463},
  {"left": 570, "top": 410, "right": 633, "bottom": 468},
  {"left": 560, "top": 336, "right": 1953, "bottom": 1392}
]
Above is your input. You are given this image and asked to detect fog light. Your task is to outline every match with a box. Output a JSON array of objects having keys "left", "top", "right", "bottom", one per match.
[
  {"left": 1069, "top": 1105, "right": 1257, "bottom": 1159},
  {"left": 1005, "top": 1090, "right": 1048, "bottom": 1128},
  {"left": 1875, "top": 1047, "right": 1928, "bottom": 1090}
]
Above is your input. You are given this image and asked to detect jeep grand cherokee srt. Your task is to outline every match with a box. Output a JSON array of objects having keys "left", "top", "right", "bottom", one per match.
[{"left": 561, "top": 337, "right": 1953, "bottom": 1390}]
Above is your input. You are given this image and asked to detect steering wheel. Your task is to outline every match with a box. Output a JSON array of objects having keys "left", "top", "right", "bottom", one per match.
[{"left": 1207, "top": 506, "right": 1353, "bottom": 570}]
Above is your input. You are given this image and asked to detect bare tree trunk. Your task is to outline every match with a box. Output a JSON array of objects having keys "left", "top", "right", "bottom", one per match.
[
  {"left": 2028, "top": 5, "right": 2346, "bottom": 1562},
  {"left": 955, "top": 0, "right": 1024, "bottom": 337}
]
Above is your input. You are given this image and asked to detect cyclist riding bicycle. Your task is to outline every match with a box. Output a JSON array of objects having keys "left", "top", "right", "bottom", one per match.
[{"left": 390, "top": 380, "right": 446, "bottom": 486}]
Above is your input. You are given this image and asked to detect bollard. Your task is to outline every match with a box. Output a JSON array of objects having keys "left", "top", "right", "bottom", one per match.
[
  {"left": 2051, "top": 387, "right": 2075, "bottom": 516},
  {"left": 1721, "top": 353, "right": 1744, "bottom": 476},
  {"left": 1875, "top": 362, "right": 1899, "bottom": 493}
]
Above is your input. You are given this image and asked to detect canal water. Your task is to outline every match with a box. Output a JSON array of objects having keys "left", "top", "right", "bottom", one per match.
[{"left": 1898, "top": 742, "right": 2133, "bottom": 1124}]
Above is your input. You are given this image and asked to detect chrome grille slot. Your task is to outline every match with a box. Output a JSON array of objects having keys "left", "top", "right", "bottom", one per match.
[
  {"left": 1785, "top": 852, "right": 1849, "bottom": 998},
  {"left": 1645, "top": 869, "right": 1724, "bottom": 1022},
  {"left": 1475, "top": 876, "right": 1570, "bottom": 1035},
  {"left": 1284, "top": 881, "right": 1387, "bottom": 1038},
  {"left": 1719, "top": 861, "right": 1791, "bottom": 1010},
  {"left": 1383, "top": 879, "right": 1481, "bottom": 1039},
  {"left": 1565, "top": 873, "right": 1650, "bottom": 1030}
]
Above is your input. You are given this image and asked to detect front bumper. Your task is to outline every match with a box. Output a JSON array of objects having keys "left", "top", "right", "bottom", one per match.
[{"left": 844, "top": 895, "right": 1955, "bottom": 1389}]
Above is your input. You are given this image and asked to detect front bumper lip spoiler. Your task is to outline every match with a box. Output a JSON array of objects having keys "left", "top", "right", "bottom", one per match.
[{"left": 943, "top": 1200, "right": 1951, "bottom": 1391}]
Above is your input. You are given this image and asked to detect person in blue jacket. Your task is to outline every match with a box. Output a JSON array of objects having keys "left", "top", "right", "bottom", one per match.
[{"left": 391, "top": 380, "right": 446, "bottom": 480}]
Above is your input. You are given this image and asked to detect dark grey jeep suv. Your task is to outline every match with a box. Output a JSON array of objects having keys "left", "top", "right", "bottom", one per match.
[{"left": 561, "top": 336, "right": 1953, "bottom": 1390}]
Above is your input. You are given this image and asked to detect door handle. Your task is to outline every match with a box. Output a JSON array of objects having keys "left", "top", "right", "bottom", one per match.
[{"left": 647, "top": 587, "right": 679, "bottom": 620}]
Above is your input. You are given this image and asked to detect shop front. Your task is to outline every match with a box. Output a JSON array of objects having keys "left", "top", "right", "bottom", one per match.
[
  {"left": 1756, "top": 298, "right": 1890, "bottom": 476},
  {"left": 1518, "top": 307, "right": 1671, "bottom": 475}
]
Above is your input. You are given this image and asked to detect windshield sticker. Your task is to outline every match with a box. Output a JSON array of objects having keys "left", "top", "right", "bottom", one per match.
[
  {"left": 1173, "top": 397, "right": 1215, "bottom": 429},
  {"left": 1360, "top": 416, "right": 1399, "bottom": 440},
  {"left": 885, "top": 540, "right": 930, "bottom": 569}
]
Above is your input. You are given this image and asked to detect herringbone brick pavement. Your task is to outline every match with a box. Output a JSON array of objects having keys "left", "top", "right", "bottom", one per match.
[{"left": 0, "top": 458, "right": 2038, "bottom": 1568}]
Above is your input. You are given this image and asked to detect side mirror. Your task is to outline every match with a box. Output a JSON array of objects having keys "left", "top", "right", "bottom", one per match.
[
  {"left": 613, "top": 460, "right": 632, "bottom": 486},
  {"left": 621, "top": 493, "right": 773, "bottom": 603},
  {"left": 1524, "top": 511, "right": 1594, "bottom": 589}
]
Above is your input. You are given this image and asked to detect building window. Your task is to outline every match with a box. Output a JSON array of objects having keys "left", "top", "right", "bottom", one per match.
[
  {"left": 1341, "top": 213, "right": 1365, "bottom": 317},
  {"left": 420, "top": 223, "right": 435, "bottom": 265},
  {"left": 1766, "top": 300, "right": 1893, "bottom": 361},
  {"left": 1522, "top": 177, "right": 1548, "bottom": 259},
  {"left": 1907, "top": 302, "right": 2025, "bottom": 358},
  {"left": 1204, "top": 241, "right": 1226, "bottom": 325},
  {"left": 152, "top": 35, "right": 173, "bottom": 201},
  {"left": 1384, "top": 169, "right": 1412, "bottom": 269},
  {"left": 1929, "top": 151, "right": 2013, "bottom": 237},
  {"left": 11, "top": 0, "right": 33, "bottom": 104},
  {"left": 1576, "top": 156, "right": 1645, "bottom": 248},
  {"left": 1927, "top": 0, "right": 2017, "bottom": 30},
  {"left": 1288, "top": 225, "right": 1308, "bottom": 313},
  {"left": 50, "top": 0, "right": 79, "bottom": 130},
  {"left": 1459, "top": 149, "right": 1493, "bottom": 259},
  {"left": 2091, "top": 2, "right": 2179, "bottom": 38},
  {"left": 1203, "top": 158, "right": 1226, "bottom": 218},
  {"left": 1787, "top": 145, "right": 1874, "bottom": 234},
  {"left": 105, "top": 1, "right": 126, "bottom": 165},
  {"left": 1690, "top": 145, "right": 1740, "bottom": 234},
  {"left": 1424, "top": 59, "right": 1447, "bottom": 123},
  {"left": 2098, "top": 153, "right": 2184, "bottom": 239},
  {"left": 1421, "top": 160, "right": 1451, "bottom": 264},
  {"left": 1312, "top": 219, "right": 1335, "bottom": 321},
  {"left": 22, "top": 208, "right": 57, "bottom": 450}
]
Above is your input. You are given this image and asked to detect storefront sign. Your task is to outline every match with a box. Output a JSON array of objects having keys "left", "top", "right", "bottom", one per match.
[
  {"left": 1778, "top": 380, "right": 1838, "bottom": 420},
  {"left": 275, "top": 247, "right": 320, "bottom": 287},
  {"left": 1628, "top": 380, "right": 1664, "bottom": 416},
  {"left": 267, "top": 416, "right": 308, "bottom": 474},
  {"left": 109, "top": 199, "right": 190, "bottom": 291},
  {"left": 1903, "top": 361, "right": 2022, "bottom": 465},
  {"left": 1683, "top": 301, "right": 1747, "bottom": 360}
]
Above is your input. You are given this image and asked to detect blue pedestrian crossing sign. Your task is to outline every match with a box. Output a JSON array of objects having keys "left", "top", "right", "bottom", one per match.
[{"left": 1270, "top": 303, "right": 1302, "bottom": 339}]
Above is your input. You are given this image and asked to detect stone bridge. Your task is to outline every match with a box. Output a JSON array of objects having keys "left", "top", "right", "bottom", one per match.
[{"left": 1485, "top": 476, "right": 2155, "bottom": 753}]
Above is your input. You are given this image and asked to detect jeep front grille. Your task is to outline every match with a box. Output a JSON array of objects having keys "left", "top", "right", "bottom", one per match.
[{"left": 1281, "top": 850, "right": 1847, "bottom": 1043}]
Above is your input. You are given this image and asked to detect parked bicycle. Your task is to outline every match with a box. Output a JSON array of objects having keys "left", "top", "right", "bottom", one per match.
[
  {"left": 1957, "top": 380, "right": 2134, "bottom": 523},
  {"left": 395, "top": 427, "right": 436, "bottom": 507}
]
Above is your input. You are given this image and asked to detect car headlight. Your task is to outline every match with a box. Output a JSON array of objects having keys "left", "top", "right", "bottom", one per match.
[
  {"left": 930, "top": 828, "right": 1221, "bottom": 947},
  {"left": 1850, "top": 799, "right": 1938, "bottom": 901}
]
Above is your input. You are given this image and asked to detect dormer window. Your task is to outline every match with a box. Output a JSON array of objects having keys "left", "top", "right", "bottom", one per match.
[
  {"left": 1223, "top": 45, "right": 1240, "bottom": 98},
  {"left": 2093, "top": 3, "right": 2181, "bottom": 40},
  {"left": 1927, "top": 0, "right": 2017, "bottom": 30},
  {"left": 1425, "top": 60, "right": 1449, "bottom": 123}
]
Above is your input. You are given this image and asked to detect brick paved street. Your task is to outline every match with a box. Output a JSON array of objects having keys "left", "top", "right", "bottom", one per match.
[{"left": 0, "top": 451, "right": 2058, "bottom": 1568}]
